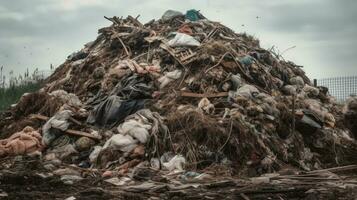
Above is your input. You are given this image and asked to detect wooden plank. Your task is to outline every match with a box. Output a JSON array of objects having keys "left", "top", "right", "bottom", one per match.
[
  {"left": 65, "top": 129, "right": 100, "bottom": 140},
  {"left": 30, "top": 114, "right": 49, "bottom": 121}
]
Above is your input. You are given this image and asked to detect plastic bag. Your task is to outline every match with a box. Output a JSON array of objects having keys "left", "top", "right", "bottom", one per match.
[
  {"left": 42, "top": 110, "right": 73, "bottom": 146},
  {"left": 103, "top": 134, "right": 137, "bottom": 153},
  {"left": 158, "top": 69, "right": 182, "bottom": 88},
  {"left": 161, "top": 10, "right": 183, "bottom": 21},
  {"left": 229, "top": 84, "right": 259, "bottom": 99},
  {"left": 168, "top": 33, "right": 200, "bottom": 47},
  {"left": 118, "top": 119, "right": 152, "bottom": 143}
]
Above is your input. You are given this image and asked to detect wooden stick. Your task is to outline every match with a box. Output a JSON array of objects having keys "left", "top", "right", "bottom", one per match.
[
  {"left": 306, "top": 165, "right": 357, "bottom": 174},
  {"left": 65, "top": 129, "right": 100, "bottom": 140},
  {"left": 30, "top": 114, "right": 48, "bottom": 121},
  {"left": 118, "top": 37, "right": 130, "bottom": 57}
]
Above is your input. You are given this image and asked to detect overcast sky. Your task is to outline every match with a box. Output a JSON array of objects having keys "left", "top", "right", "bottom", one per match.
[{"left": 0, "top": 0, "right": 356, "bottom": 80}]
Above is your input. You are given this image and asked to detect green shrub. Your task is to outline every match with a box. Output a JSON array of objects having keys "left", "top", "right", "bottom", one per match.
[{"left": 0, "top": 82, "right": 42, "bottom": 112}]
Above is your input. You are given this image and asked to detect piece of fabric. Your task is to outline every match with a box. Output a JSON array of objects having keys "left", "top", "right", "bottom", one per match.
[
  {"left": 110, "top": 73, "right": 154, "bottom": 100},
  {"left": 89, "top": 146, "right": 102, "bottom": 164},
  {"left": 178, "top": 24, "right": 193, "bottom": 35},
  {"left": 0, "top": 126, "right": 43, "bottom": 157},
  {"left": 103, "top": 134, "right": 138, "bottom": 153},
  {"left": 118, "top": 119, "right": 152, "bottom": 143},
  {"left": 158, "top": 69, "right": 182, "bottom": 89},
  {"left": 230, "top": 74, "right": 242, "bottom": 91},
  {"left": 118, "top": 109, "right": 168, "bottom": 144},
  {"left": 87, "top": 95, "right": 146, "bottom": 128},
  {"left": 229, "top": 84, "right": 259, "bottom": 100},
  {"left": 42, "top": 110, "right": 73, "bottom": 146},
  {"left": 162, "top": 155, "right": 186, "bottom": 171},
  {"left": 49, "top": 90, "right": 82, "bottom": 107},
  {"left": 240, "top": 55, "right": 254, "bottom": 67}
]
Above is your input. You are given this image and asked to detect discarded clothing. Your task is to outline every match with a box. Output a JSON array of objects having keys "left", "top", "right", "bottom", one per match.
[
  {"left": 110, "top": 73, "right": 154, "bottom": 99},
  {"left": 118, "top": 109, "right": 168, "bottom": 144},
  {"left": 42, "top": 110, "right": 73, "bottom": 146},
  {"left": 49, "top": 90, "right": 82, "bottom": 107},
  {"left": 102, "top": 134, "right": 138, "bottom": 153},
  {"left": 118, "top": 119, "right": 152, "bottom": 143},
  {"left": 162, "top": 155, "right": 186, "bottom": 171},
  {"left": 168, "top": 33, "right": 200, "bottom": 47},
  {"left": 178, "top": 24, "right": 193, "bottom": 35},
  {"left": 46, "top": 143, "right": 78, "bottom": 161},
  {"left": 230, "top": 74, "right": 242, "bottom": 91},
  {"left": 150, "top": 152, "right": 186, "bottom": 171},
  {"left": 240, "top": 55, "right": 254, "bottom": 67},
  {"left": 0, "top": 126, "right": 43, "bottom": 157},
  {"left": 158, "top": 69, "right": 182, "bottom": 89},
  {"left": 89, "top": 146, "right": 102, "bottom": 164},
  {"left": 229, "top": 84, "right": 259, "bottom": 100},
  {"left": 87, "top": 95, "right": 146, "bottom": 128}
]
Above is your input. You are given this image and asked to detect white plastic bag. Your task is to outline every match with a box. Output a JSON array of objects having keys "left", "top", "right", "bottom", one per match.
[
  {"left": 118, "top": 119, "right": 152, "bottom": 143},
  {"left": 168, "top": 33, "right": 200, "bottom": 47},
  {"left": 103, "top": 134, "right": 137, "bottom": 153},
  {"left": 158, "top": 69, "right": 182, "bottom": 88}
]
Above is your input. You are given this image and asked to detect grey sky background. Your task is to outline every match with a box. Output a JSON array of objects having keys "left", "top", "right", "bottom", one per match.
[{"left": 0, "top": 0, "right": 356, "bottom": 80}]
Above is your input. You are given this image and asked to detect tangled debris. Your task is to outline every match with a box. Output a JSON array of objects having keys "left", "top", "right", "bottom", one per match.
[{"left": 1, "top": 9, "right": 357, "bottom": 199}]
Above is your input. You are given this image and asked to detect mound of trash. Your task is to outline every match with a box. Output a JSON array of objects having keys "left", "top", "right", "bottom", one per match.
[{"left": 1, "top": 9, "right": 357, "bottom": 199}]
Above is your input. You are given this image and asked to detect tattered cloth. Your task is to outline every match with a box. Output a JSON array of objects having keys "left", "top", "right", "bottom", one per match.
[{"left": 0, "top": 126, "right": 43, "bottom": 157}]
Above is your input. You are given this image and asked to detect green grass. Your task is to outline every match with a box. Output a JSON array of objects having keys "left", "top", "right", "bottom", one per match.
[{"left": 0, "top": 82, "right": 42, "bottom": 112}]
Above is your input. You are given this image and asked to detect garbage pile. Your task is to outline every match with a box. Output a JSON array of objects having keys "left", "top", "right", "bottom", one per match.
[{"left": 1, "top": 9, "right": 357, "bottom": 184}]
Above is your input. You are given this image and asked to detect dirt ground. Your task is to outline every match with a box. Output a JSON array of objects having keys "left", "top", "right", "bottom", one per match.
[{"left": 1, "top": 157, "right": 356, "bottom": 200}]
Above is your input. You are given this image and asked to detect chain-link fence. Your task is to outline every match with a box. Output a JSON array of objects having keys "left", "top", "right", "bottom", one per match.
[{"left": 316, "top": 76, "right": 357, "bottom": 102}]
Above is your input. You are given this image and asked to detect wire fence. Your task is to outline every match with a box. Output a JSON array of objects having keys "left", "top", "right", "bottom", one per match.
[{"left": 316, "top": 76, "right": 357, "bottom": 102}]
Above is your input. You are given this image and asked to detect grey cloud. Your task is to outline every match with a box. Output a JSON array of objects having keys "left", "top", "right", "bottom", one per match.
[{"left": 0, "top": 0, "right": 356, "bottom": 79}]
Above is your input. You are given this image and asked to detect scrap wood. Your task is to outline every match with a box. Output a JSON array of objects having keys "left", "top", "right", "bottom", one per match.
[
  {"left": 30, "top": 114, "right": 48, "bottom": 121},
  {"left": 305, "top": 164, "right": 357, "bottom": 174},
  {"left": 65, "top": 129, "right": 100, "bottom": 140},
  {"left": 127, "top": 15, "right": 143, "bottom": 28},
  {"left": 179, "top": 91, "right": 228, "bottom": 98},
  {"left": 240, "top": 193, "right": 250, "bottom": 200},
  {"left": 159, "top": 43, "right": 197, "bottom": 66},
  {"left": 29, "top": 114, "right": 100, "bottom": 140}
]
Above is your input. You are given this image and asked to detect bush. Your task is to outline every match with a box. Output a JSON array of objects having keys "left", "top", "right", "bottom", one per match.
[{"left": 0, "top": 82, "right": 42, "bottom": 112}]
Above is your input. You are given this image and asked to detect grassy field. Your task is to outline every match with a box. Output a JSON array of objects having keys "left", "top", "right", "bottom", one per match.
[{"left": 0, "top": 82, "right": 42, "bottom": 112}]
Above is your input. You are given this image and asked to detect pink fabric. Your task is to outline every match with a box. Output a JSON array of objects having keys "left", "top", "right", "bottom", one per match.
[{"left": 0, "top": 126, "right": 43, "bottom": 157}]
